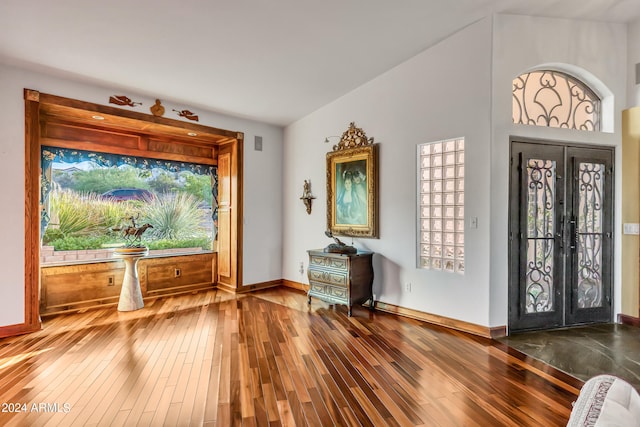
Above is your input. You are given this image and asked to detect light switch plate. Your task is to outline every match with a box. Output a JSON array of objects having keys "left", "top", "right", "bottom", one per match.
[{"left": 623, "top": 223, "right": 639, "bottom": 235}]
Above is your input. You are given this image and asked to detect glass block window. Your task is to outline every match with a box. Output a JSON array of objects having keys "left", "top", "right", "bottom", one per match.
[
  {"left": 417, "top": 138, "right": 464, "bottom": 273},
  {"left": 512, "top": 70, "right": 600, "bottom": 131}
]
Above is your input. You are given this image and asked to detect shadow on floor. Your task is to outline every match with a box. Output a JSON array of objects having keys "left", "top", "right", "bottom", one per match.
[{"left": 499, "top": 323, "right": 640, "bottom": 391}]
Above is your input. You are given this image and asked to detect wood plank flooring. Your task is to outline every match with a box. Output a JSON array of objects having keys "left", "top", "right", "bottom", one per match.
[{"left": 0, "top": 287, "right": 582, "bottom": 426}]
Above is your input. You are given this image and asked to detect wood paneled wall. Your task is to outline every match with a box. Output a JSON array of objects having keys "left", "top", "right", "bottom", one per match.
[{"left": 622, "top": 107, "right": 640, "bottom": 318}]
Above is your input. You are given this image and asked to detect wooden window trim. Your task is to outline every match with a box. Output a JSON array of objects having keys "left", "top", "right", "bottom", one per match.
[{"left": 5, "top": 89, "right": 243, "bottom": 338}]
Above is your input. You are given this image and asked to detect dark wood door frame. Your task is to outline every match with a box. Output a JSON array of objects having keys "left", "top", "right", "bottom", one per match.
[{"left": 508, "top": 137, "right": 614, "bottom": 333}]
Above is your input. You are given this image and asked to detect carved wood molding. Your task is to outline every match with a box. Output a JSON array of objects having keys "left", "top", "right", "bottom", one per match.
[
  {"left": 25, "top": 89, "right": 40, "bottom": 102},
  {"left": 331, "top": 122, "right": 374, "bottom": 152}
]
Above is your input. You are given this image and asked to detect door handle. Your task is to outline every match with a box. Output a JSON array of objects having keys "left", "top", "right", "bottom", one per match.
[
  {"left": 557, "top": 215, "right": 565, "bottom": 253},
  {"left": 569, "top": 217, "right": 577, "bottom": 250}
]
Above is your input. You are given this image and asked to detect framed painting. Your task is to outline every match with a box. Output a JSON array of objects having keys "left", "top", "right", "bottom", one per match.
[{"left": 326, "top": 123, "right": 378, "bottom": 238}]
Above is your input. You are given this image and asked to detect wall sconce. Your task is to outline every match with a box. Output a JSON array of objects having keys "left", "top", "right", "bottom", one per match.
[{"left": 300, "top": 180, "right": 316, "bottom": 215}]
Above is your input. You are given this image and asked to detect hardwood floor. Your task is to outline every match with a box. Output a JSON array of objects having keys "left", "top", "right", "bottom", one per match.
[{"left": 0, "top": 287, "right": 581, "bottom": 426}]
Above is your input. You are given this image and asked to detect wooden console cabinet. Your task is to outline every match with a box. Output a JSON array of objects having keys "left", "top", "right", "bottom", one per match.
[
  {"left": 40, "top": 253, "right": 215, "bottom": 315},
  {"left": 306, "top": 249, "right": 374, "bottom": 316}
]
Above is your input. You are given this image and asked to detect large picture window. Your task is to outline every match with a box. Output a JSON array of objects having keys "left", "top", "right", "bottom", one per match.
[
  {"left": 40, "top": 146, "right": 218, "bottom": 264},
  {"left": 417, "top": 138, "right": 464, "bottom": 273}
]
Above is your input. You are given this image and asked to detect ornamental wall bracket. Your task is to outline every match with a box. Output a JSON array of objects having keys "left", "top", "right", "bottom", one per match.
[
  {"left": 300, "top": 179, "right": 316, "bottom": 215},
  {"left": 331, "top": 122, "right": 374, "bottom": 152}
]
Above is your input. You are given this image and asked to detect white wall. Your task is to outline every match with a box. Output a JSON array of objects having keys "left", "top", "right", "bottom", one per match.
[
  {"left": 490, "top": 15, "right": 628, "bottom": 326},
  {"left": 629, "top": 18, "right": 640, "bottom": 108},
  {"left": 284, "top": 18, "right": 494, "bottom": 326},
  {"left": 285, "top": 13, "right": 630, "bottom": 330},
  {"left": 0, "top": 63, "right": 284, "bottom": 327}
]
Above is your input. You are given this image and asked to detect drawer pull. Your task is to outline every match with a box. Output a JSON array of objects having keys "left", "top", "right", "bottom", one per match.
[
  {"left": 330, "top": 286, "right": 346, "bottom": 298},
  {"left": 306, "top": 250, "right": 375, "bottom": 318}
]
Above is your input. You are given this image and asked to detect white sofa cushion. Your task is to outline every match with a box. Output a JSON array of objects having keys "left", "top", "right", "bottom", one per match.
[{"left": 567, "top": 374, "right": 640, "bottom": 426}]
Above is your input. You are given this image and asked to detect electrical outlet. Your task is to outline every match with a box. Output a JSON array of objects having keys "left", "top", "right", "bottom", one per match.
[
  {"left": 405, "top": 282, "right": 412, "bottom": 292},
  {"left": 623, "top": 223, "right": 640, "bottom": 235},
  {"left": 299, "top": 261, "right": 305, "bottom": 275}
]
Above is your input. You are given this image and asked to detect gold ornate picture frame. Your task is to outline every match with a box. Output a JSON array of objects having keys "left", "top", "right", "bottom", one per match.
[{"left": 326, "top": 123, "right": 378, "bottom": 238}]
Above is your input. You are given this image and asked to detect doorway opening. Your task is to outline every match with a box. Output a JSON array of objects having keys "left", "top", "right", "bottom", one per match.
[{"left": 508, "top": 139, "right": 614, "bottom": 333}]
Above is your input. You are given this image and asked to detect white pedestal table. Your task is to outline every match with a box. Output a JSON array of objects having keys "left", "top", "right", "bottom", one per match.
[{"left": 113, "top": 247, "right": 149, "bottom": 311}]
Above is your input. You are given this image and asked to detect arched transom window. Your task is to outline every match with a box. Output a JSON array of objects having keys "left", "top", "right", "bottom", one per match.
[{"left": 512, "top": 70, "right": 601, "bottom": 131}]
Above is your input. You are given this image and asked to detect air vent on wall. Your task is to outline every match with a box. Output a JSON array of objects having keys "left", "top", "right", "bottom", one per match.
[{"left": 255, "top": 135, "right": 263, "bottom": 151}]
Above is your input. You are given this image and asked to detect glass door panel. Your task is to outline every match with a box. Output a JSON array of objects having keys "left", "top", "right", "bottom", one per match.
[
  {"left": 509, "top": 141, "right": 613, "bottom": 332},
  {"left": 525, "top": 159, "right": 556, "bottom": 314}
]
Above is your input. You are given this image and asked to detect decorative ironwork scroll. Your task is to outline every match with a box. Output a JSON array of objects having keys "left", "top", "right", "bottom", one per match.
[
  {"left": 525, "top": 159, "right": 556, "bottom": 313},
  {"left": 577, "top": 162, "right": 604, "bottom": 308},
  {"left": 513, "top": 70, "right": 600, "bottom": 131}
]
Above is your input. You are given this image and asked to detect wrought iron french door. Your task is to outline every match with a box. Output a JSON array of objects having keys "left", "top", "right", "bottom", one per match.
[{"left": 509, "top": 141, "right": 613, "bottom": 332}]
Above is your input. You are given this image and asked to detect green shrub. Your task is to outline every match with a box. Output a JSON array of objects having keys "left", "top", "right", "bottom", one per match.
[
  {"left": 147, "top": 237, "right": 212, "bottom": 251},
  {"left": 148, "top": 170, "right": 179, "bottom": 194},
  {"left": 70, "top": 167, "right": 148, "bottom": 194},
  {"left": 43, "top": 189, "right": 136, "bottom": 246},
  {"left": 95, "top": 199, "right": 139, "bottom": 232},
  {"left": 47, "top": 190, "right": 101, "bottom": 237},
  {"left": 46, "top": 235, "right": 118, "bottom": 251},
  {"left": 183, "top": 172, "right": 213, "bottom": 204},
  {"left": 142, "top": 193, "right": 204, "bottom": 240},
  {"left": 43, "top": 227, "right": 64, "bottom": 244},
  {"left": 43, "top": 188, "right": 213, "bottom": 252}
]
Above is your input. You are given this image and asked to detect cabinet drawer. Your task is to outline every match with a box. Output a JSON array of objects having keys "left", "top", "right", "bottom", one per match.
[
  {"left": 308, "top": 269, "right": 347, "bottom": 286},
  {"left": 307, "top": 249, "right": 374, "bottom": 317},
  {"left": 144, "top": 255, "right": 213, "bottom": 292},
  {"left": 309, "top": 282, "right": 347, "bottom": 302},
  {"left": 309, "top": 255, "right": 348, "bottom": 271},
  {"left": 328, "top": 285, "right": 347, "bottom": 299},
  {"left": 147, "top": 262, "right": 211, "bottom": 291},
  {"left": 41, "top": 263, "right": 124, "bottom": 310},
  {"left": 310, "top": 282, "right": 327, "bottom": 294}
]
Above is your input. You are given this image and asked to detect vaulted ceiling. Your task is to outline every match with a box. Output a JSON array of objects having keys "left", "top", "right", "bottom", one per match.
[{"left": 1, "top": 0, "right": 639, "bottom": 126}]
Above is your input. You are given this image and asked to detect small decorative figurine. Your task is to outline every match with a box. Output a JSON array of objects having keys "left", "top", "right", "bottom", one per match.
[
  {"left": 109, "top": 95, "right": 142, "bottom": 107},
  {"left": 150, "top": 99, "right": 165, "bottom": 117},
  {"left": 300, "top": 179, "right": 316, "bottom": 214},
  {"left": 324, "top": 230, "right": 357, "bottom": 254},
  {"left": 113, "top": 215, "right": 154, "bottom": 248},
  {"left": 174, "top": 109, "right": 199, "bottom": 121}
]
